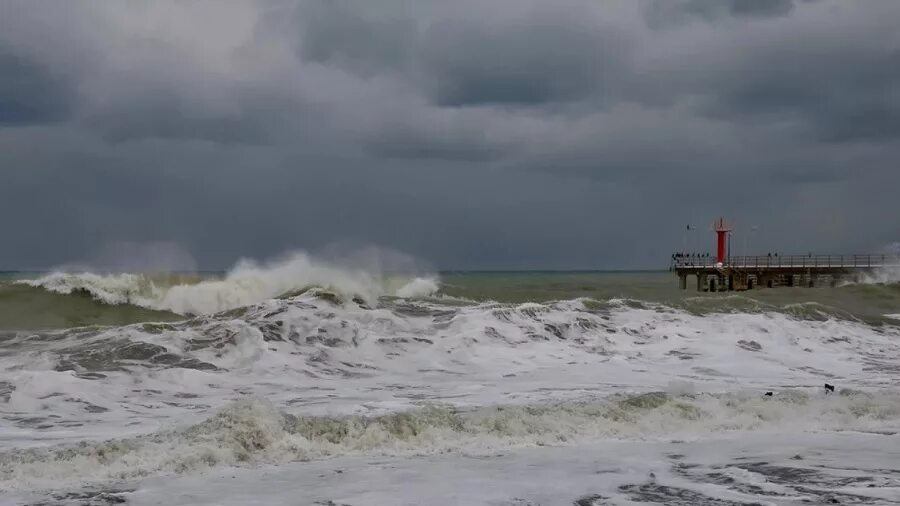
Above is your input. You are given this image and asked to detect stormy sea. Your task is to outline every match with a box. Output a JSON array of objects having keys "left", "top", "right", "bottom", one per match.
[{"left": 2, "top": 253, "right": 900, "bottom": 505}]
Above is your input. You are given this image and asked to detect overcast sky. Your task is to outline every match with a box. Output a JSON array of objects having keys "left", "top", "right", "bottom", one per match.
[{"left": 1, "top": 0, "right": 898, "bottom": 270}]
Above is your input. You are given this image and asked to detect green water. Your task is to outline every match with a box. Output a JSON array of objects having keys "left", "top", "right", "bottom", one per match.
[
  {"left": 438, "top": 271, "right": 900, "bottom": 324},
  {"left": 0, "top": 283, "right": 181, "bottom": 330},
  {"left": 439, "top": 271, "right": 675, "bottom": 303},
  {"left": 2, "top": 271, "right": 900, "bottom": 331}
]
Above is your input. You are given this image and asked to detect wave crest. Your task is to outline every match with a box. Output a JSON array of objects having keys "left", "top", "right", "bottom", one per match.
[
  {"left": 19, "top": 251, "right": 439, "bottom": 316},
  {"left": 4, "top": 390, "right": 899, "bottom": 490}
]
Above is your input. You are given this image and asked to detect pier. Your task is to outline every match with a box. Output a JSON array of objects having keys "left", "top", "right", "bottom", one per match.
[
  {"left": 671, "top": 217, "right": 896, "bottom": 291},
  {"left": 672, "top": 254, "right": 893, "bottom": 291}
]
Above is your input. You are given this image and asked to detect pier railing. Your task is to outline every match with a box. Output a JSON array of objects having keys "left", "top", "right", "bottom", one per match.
[{"left": 671, "top": 254, "right": 891, "bottom": 269}]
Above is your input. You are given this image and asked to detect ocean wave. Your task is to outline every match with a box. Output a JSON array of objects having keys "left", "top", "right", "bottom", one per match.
[
  {"left": 0, "top": 281, "right": 181, "bottom": 331},
  {"left": 3, "top": 390, "right": 899, "bottom": 491},
  {"left": 5, "top": 293, "right": 900, "bottom": 445},
  {"left": 18, "top": 252, "right": 439, "bottom": 316},
  {"left": 18, "top": 272, "right": 164, "bottom": 307},
  {"left": 10, "top": 293, "right": 900, "bottom": 384}
]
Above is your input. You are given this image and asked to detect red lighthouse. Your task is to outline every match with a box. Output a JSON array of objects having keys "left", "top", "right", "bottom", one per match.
[{"left": 713, "top": 217, "right": 732, "bottom": 264}]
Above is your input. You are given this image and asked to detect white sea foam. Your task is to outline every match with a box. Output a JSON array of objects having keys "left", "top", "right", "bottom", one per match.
[
  {"left": 840, "top": 243, "right": 900, "bottom": 285},
  {"left": 20, "top": 251, "right": 439, "bottom": 315},
  {"left": 4, "top": 295, "right": 900, "bottom": 444},
  {"left": 19, "top": 272, "right": 164, "bottom": 307},
  {"left": 3, "top": 294, "right": 900, "bottom": 497},
  {"left": 3, "top": 390, "right": 900, "bottom": 492},
  {"left": 851, "top": 265, "right": 900, "bottom": 285},
  {"left": 394, "top": 276, "right": 439, "bottom": 298},
  {"left": 115, "top": 431, "right": 900, "bottom": 506}
]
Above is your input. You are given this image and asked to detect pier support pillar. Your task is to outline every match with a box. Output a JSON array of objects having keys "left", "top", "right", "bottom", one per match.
[
  {"left": 732, "top": 274, "right": 749, "bottom": 291},
  {"left": 753, "top": 275, "right": 767, "bottom": 289},
  {"left": 679, "top": 274, "right": 687, "bottom": 290},
  {"left": 697, "top": 274, "right": 706, "bottom": 292}
]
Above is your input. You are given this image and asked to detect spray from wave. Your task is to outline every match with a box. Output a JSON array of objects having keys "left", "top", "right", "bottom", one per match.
[
  {"left": 20, "top": 250, "right": 439, "bottom": 316},
  {"left": 854, "top": 265, "right": 900, "bottom": 285},
  {"left": 840, "top": 242, "right": 900, "bottom": 285}
]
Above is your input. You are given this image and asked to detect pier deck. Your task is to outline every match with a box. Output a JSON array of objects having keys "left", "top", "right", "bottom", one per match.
[{"left": 671, "top": 254, "right": 896, "bottom": 291}]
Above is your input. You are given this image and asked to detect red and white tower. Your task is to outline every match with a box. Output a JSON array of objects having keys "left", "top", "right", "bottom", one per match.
[{"left": 713, "top": 217, "right": 732, "bottom": 264}]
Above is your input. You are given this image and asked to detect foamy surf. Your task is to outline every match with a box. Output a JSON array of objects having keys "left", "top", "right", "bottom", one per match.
[
  {"left": 4, "top": 275, "right": 900, "bottom": 504},
  {"left": 3, "top": 390, "right": 900, "bottom": 492},
  {"left": 117, "top": 430, "right": 900, "bottom": 506},
  {"left": 3, "top": 292, "right": 900, "bottom": 445}
]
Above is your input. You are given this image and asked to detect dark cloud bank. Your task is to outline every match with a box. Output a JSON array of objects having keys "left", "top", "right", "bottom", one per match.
[{"left": 1, "top": 0, "right": 898, "bottom": 270}]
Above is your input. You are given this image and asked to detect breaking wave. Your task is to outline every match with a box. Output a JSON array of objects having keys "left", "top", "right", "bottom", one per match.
[
  {"left": 840, "top": 244, "right": 900, "bottom": 285},
  {"left": 851, "top": 265, "right": 900, "bottom": 285},
  {"left": 5, "top": 291, "right": 900, "bottom": 438},
  {"left": 5, "top": 276, "right": 900, "bottom": 494},
  {"left": 18, "top": 252, "right": 438, "bottom": 316},
  {"left": 4, "top": 390, "right": 900, "bottom": 491}
]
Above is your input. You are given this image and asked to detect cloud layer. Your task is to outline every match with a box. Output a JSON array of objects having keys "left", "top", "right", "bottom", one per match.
[{"left": 1, "top": 0, "right": 898, "bottom": 269}]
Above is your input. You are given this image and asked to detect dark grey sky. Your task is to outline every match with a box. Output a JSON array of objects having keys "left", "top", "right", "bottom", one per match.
[{"left": 1, "top": 0, "right": 899, "bottom": 270}]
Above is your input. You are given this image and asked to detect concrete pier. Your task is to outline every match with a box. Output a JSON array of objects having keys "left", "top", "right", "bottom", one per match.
[{"left": 671, "top": 254, "right": 893, "bottom": 291}]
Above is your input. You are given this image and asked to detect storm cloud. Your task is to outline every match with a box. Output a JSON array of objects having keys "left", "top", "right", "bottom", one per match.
[{"left": 1, "top": 0, "right": 898, "bottom": 270}]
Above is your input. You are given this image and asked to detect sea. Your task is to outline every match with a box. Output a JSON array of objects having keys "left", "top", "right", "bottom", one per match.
[{"left": 2, "top": 252, "right": 900, "bottom": 505}]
